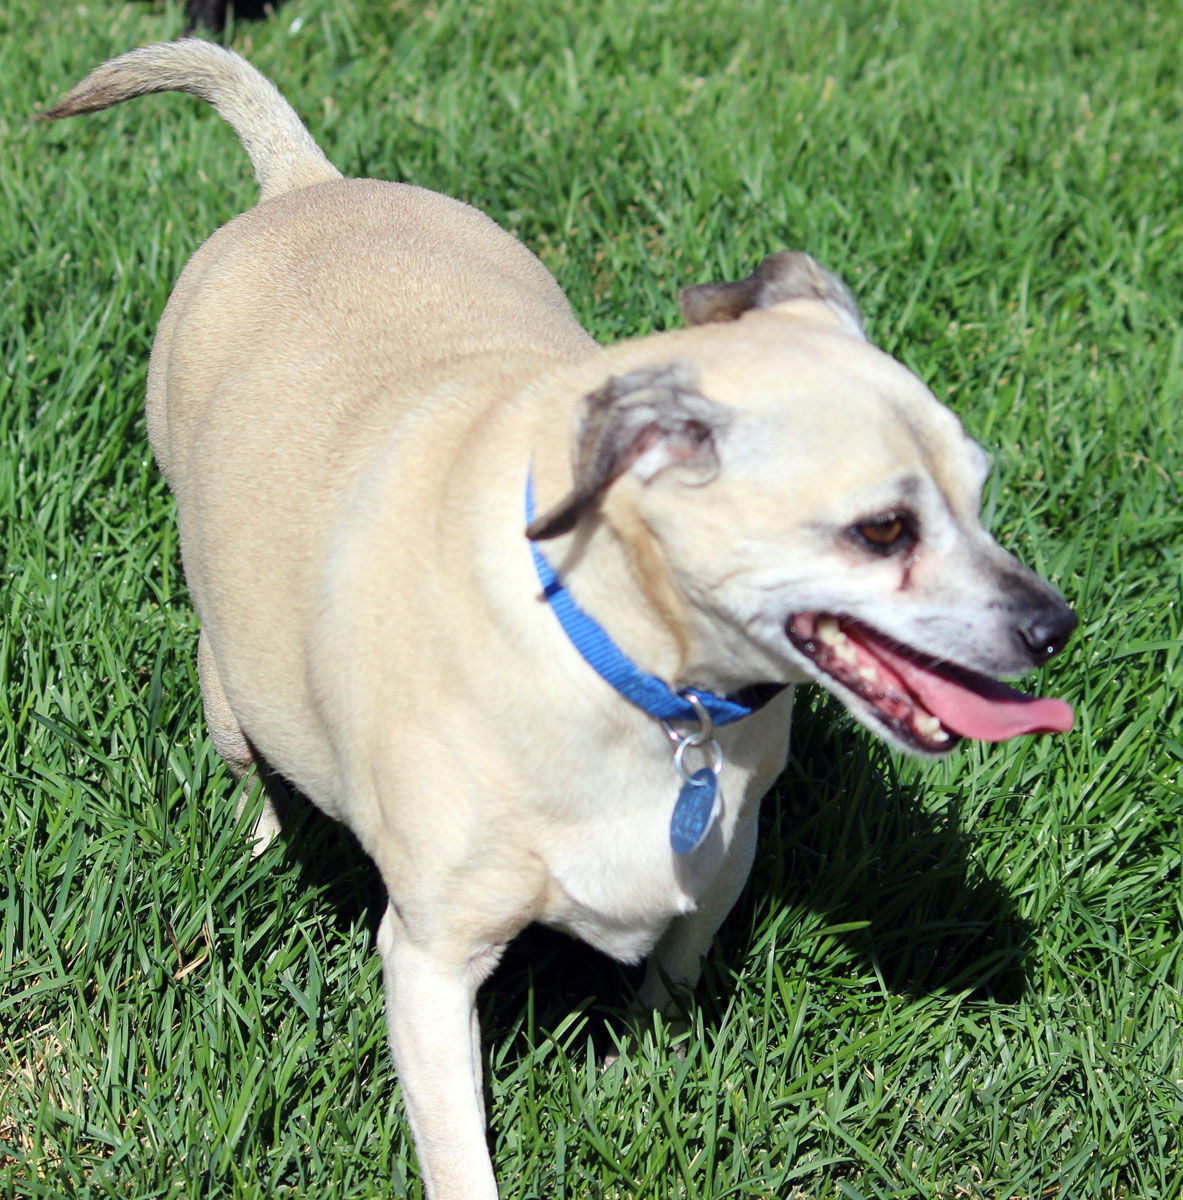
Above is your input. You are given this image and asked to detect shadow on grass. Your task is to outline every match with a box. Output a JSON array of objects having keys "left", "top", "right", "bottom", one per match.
[
  {"left": 255, "top": 691, "right": 1032, "bottom": 1066},
  {"left": 759, "top": 695, "right": 1034, "bottom": 1006},
  {"left": 252, "top": 770, "right": 388, "bottom": 938}
]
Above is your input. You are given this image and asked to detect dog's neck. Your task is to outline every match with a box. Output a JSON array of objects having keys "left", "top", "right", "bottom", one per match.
[{"left": 525, "top": 471, "right": 778, "bottom": 726}]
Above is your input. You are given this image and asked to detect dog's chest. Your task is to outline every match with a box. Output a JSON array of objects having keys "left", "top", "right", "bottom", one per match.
[{"left": 533, "top": 754, "right": 760, "bottom": 963}]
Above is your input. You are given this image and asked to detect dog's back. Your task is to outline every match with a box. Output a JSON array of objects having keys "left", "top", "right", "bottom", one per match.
[
  {"left": 44, "top": 42, "right": 602, "bottom": 808},
  {"left": 42, "top": 40, "right": 596, "bottom": 481}
]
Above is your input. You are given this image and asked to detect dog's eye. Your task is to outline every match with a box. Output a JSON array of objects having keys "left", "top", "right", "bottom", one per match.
[
  {"left": 849, "top": 512, "right": 916, "bottom": 555},
  {"left": 861, "top": 517, "right": 905, "bottom": 544}
]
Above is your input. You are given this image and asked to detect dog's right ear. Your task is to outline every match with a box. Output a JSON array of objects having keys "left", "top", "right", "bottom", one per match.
[
  {"left": 526, "top": 361, "right": 729, "bottom": 541},
  {"left": 679, "top": 250, "right": 865, "bottom": 339}
]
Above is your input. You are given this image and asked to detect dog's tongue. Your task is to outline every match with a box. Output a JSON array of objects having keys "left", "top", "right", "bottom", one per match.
[{"left": 859, "top": 632, "right": 1074, "bottom": 742}]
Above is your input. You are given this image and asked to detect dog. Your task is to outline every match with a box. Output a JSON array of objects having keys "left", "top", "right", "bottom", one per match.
[{"left": 43, "top": 40, "right": 1076, "bottom": 1199}]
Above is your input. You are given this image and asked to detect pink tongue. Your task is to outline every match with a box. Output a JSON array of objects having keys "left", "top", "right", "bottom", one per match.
[{"left": 858, "top": 634, "right": 1074, "bottom": 742}]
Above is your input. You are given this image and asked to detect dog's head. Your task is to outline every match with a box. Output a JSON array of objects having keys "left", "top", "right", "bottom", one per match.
[{"left": 528, "top": 252, "right": 1076, "bottom": 756}]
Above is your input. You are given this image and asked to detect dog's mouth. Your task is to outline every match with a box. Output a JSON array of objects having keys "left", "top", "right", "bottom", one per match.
[{"left": 786, "top": 613, "right": 1074, "bottom": 754}]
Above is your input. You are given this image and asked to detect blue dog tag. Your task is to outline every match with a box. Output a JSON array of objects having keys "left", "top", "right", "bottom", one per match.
[{"left": 670, "top": 768, "right": 720, "bottom": 855}]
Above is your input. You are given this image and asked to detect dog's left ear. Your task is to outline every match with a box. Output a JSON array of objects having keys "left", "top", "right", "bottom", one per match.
[
  {"left": 679, "top": 250, "right": 866, "bottom": 339},
  {"left": 527, "top": 361, "right": 729, "bottom": 541}
]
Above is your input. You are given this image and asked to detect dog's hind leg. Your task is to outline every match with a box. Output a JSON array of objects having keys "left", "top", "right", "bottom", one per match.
[
  {"left": 197, "top": 629, "right": 282, "bottom": 852},
  {"left": 376, "top": 903, "right": 502, "bottom": 1200}
]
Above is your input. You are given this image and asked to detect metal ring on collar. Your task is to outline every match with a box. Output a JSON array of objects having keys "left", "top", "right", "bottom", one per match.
[
  {"left": 661, "top": 692, "right": 717, "bottom": 751},
  {"left": 674, "top": 736, "right": 723, "bottom": 783},
  {"left": 682, "top": 692, "right": 713, "bottom": 741},
  {"left": 666, "top": 691, "right": 714, "bottom": 748}
]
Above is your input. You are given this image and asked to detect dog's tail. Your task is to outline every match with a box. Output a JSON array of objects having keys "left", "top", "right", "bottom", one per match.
[{"left": 39, "top": 39, "right": 342, "bottom": 204}]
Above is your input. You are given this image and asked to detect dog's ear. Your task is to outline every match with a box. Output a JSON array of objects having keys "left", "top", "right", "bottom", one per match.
[
  {"left": 679, "top": 250, "right": 865, "bottom": 339},
  {"left": 527, "top": 361, "right": 729, "bottom": 541}
]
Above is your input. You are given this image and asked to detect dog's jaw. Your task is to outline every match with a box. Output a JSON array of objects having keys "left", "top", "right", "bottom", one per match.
[
  {"left": 785, "top": 612, "right": 960, "bottom": 754},
  {"left": 785, "top": 611, "right": 1074, "bottom": 757}
]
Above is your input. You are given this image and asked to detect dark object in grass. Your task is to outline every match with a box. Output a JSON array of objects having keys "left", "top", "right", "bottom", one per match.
[{"left": 183, "top": 0, "right": 280, "bottom": 34}]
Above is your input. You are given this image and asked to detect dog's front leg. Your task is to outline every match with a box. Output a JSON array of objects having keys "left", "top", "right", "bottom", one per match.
[
  {"left": 377, "top": 903, "right": 501, "bottom": 1200},
  {"left": 638, "top": 803, "right": 761, "bottom": 1014}
]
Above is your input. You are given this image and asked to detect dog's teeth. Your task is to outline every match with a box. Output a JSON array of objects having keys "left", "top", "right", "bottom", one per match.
[
  {"left": 835, "top": 641, "right": 858, "bottom": 665},
  {"left": 858, "top": 665, "right": 879, "bottom": 683},
  {"left": 915, "top": 714, "right": 943, "bottom": 737},
  {"left": 816, "top": 617, "right": 842, "bottom": 646}
]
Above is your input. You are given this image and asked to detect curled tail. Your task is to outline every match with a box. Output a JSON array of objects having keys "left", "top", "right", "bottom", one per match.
[{"left": 40, "top": 39, "right": 342, "bottom": 203}]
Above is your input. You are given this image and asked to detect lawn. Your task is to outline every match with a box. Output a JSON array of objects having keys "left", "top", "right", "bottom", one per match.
[{"left": 2, "top": 0, "right": 1181, "bottom": 1197}]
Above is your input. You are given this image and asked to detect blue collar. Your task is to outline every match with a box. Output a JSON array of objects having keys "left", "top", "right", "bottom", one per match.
[{"left": 525, "top": 472, "right": 780, "bottom": 726}]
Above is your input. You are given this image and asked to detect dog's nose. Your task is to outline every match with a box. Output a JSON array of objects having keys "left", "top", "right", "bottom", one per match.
[{"left": 1019, "top": 603, "right": 1078, "bottom": 662}]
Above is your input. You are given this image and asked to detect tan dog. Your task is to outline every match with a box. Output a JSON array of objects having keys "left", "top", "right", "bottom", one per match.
[{"left": 44, "top": 41, "right": 1076, "bottom": 1200}]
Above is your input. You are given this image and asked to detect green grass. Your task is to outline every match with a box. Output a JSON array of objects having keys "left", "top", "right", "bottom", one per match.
[{"left": 3, "top": 0, "right": 1182, "bottom": 1196}]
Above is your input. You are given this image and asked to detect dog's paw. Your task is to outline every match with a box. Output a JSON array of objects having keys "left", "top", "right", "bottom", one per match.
[{"left": 235, "top": 776, "right": 289, "bottom": 856}]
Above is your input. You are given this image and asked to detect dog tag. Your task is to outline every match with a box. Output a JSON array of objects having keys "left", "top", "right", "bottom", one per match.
[{"left": 669, "top": 768, "right": 720, "bottom": 855}]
